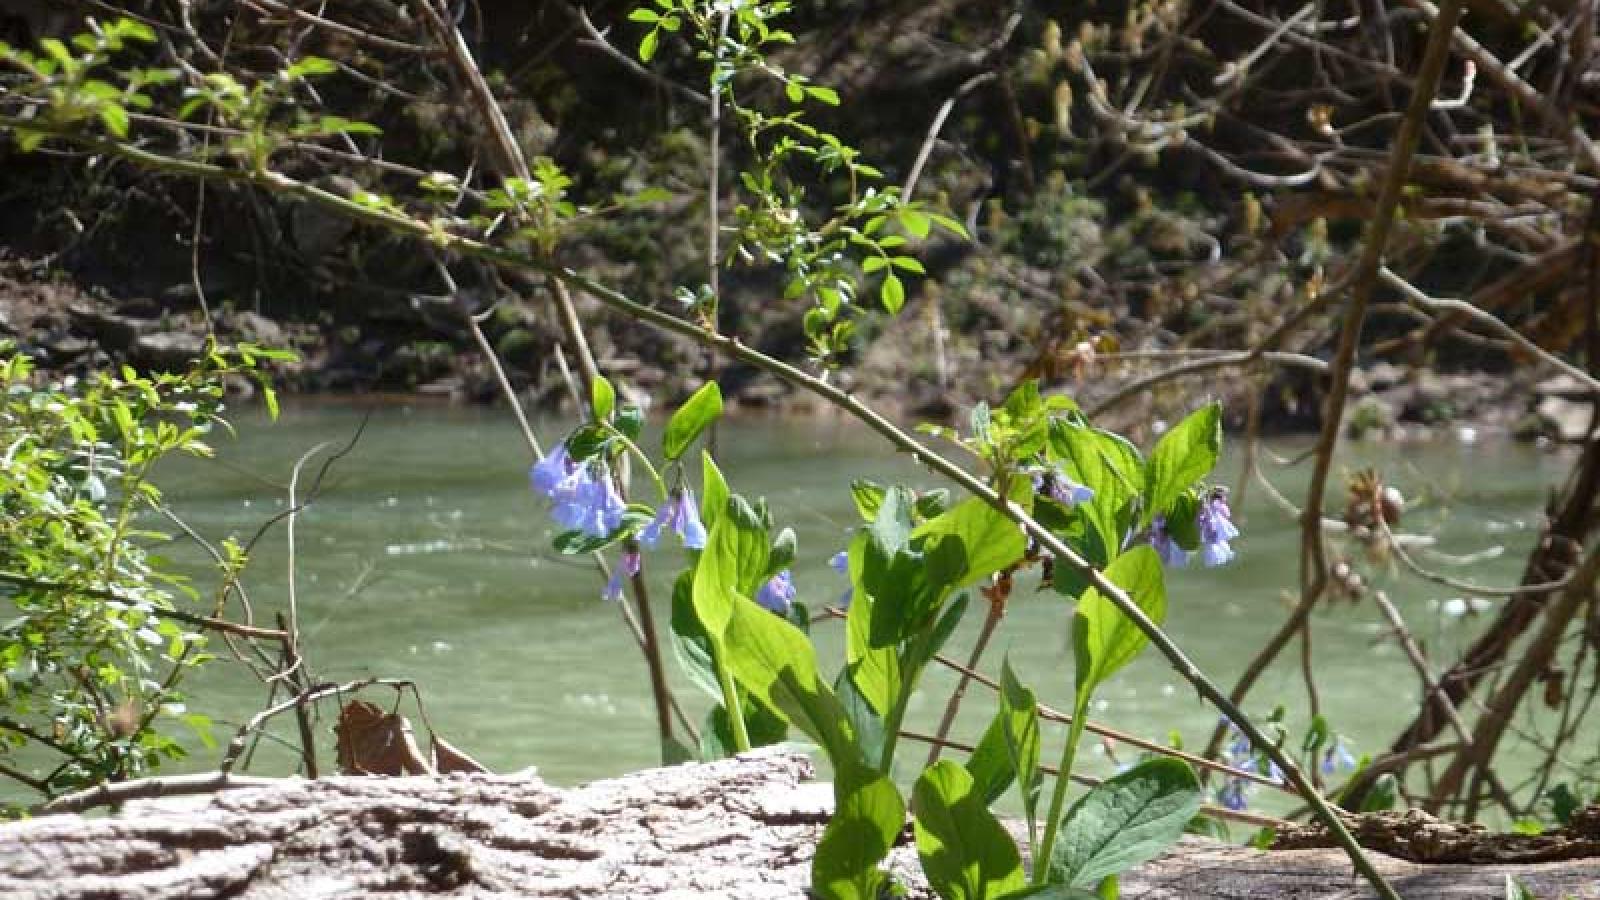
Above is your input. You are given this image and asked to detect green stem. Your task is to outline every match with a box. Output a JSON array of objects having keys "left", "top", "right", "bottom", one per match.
[
  {"left": 608, "top": 428, "right": 669, "bottom": 500},
  {"left": 715, "top": 643, "right": 751, "bottom": 753},
  {"left": 1033, "top": 701, "right": 1090, "bottom": 886}
]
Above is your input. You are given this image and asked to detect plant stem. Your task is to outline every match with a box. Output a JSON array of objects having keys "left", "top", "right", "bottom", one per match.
[
  {"left": 1032, "top": 704, "right": 1090, "bottom": 885},
  {"left": 924, "top": 596, "right": 1003, "bottom": 769}
]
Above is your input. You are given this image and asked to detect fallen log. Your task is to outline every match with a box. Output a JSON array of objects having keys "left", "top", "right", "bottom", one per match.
[{"left": 0, "top": 748, "right": 1595, "bottom": 899}]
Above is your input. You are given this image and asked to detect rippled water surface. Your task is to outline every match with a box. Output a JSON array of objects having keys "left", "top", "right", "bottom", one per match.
[{"left": 147, "top": 401, "right": 1581, "bottom": 797}]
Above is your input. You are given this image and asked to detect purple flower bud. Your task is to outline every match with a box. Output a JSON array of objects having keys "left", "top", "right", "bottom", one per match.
[
  {"left": 1151, "top": 515, "right": 1189, "bottom": 568},
  {"left": 1197, "top": 493, "right": 1240, "bottom": 567},
  {"left": 603, "top": 550, "right": 641, "bottom": 602},
  {"left": 641, "top": 488, "right": 707, "bottom": 549},
  {"left": 755, "top": 569, "right": 796, "bottom": 616}
]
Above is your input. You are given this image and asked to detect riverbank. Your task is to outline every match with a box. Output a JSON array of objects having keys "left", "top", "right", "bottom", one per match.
[{"left": 2, "top": 252, "right": 1587, "bottom": 445}]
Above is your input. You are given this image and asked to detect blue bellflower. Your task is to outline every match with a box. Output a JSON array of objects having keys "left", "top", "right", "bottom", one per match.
[
  {"left": 641, "top": 488, "right": 707, "bottom": 549},
  {"left": 1197, "top": 493, "right": 1240, "bottom": 567},
  {"left": 1150, "top": 514, "right": 1189, "bottom": 568},
  {"left": 756, "top": 569, "right": 796, "bottom": 615},
  {"left": 829, "top": 550, "right": 853, "bottom": 610},
  {"left": 603, "top": 550, "right": 641, "bottom": 602},
  {"left": 1033, "top": 471, "right": 1095, "bottom": 507},
  {"left": 530, "top": 444, "right": 626, "bottom": 539}
]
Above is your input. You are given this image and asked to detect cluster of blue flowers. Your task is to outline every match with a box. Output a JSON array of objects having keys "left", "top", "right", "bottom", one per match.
[
  {"left": 529, "top": 445, "right": 626, "bottom": 539},
  {"left": 641, "top": 488, "right": 706, "bottom": 549},
  {"left": 531, "top": 443, "right": 803, "bottom": 611},
  {"left": 1151, "top": 491, "right": 1239, "bottom": 568},
  {"left": 1214, "top": 720, "right": 1356, "bottom": 811},
  {"left": 1216, "top": 721, "right": 1284, "bottom": 811}
]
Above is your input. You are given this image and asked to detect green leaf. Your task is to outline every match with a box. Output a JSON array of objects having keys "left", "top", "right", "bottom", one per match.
[
  {"left": 722, "top": 598, "right": 856, "bottom": 764},
  {"left": 692, "top": 500, "right": 770, "bottom": 638},
  {"left": 639, "top": 28, "right": 660, "bottom": 62},
  {"left": 1360, "top": 773, "right": 1398, "bottom": 812},
  {"left": 914, "top": 498, "right": 1026, "bottom": 590},
  {"left": 880, "top": 273, "right": 906, "bottom": 313},
  {"left": 1050, "top": 758, "right": 1202, "bottom": 890},
  {"left": 663, "top": 381, "right": 722, "bottom": 461},
  {"left": 813, "top": 765, "right": 904, "bottom": 900},
  {"left": 806, "top": 85, "right": 841, "bottom": 105},
  {"left": 628, "top": 8, "right": 661, "bottom": 22},
  {"left": 914, "top": 761, "right": 1027, "bottom": 900},
  {"left": 286, "top": 56, "right": 337, "bottom": 78},
  {"left": 846, "top": 533, "right": 901, "bottom": 717},
  {"left": 1072, "top": 547, "right": 1165, "bottom": 707},
  {"left": 850, "top": 479, "right": 886, "bottom": 521},
  {"left": 900, "top": 209, "right": 932, "bottom": 239},
  {"left": 97, "top": 103, "right": 129, "bottom": 138},
  {"left": 701, "top": 450, "right": 729, "bottom": 530},
  {"left": 591, "top": 374, "right": 616, "bottom": 421},
  {"left": 1143, "top": 404, "right": 1221, "bottom": 526},
  {"left": 1000, "top": 660, "right": 1042, "bottom": 834}
]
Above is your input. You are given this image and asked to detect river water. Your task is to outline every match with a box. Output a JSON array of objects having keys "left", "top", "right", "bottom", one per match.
[{"left": 149, "top": 401, "right": 1579, "bottom": 798}]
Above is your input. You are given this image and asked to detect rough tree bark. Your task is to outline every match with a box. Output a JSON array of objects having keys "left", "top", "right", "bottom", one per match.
[{"left": 0, "top": 749, "right": 1596, "bottom": 899}]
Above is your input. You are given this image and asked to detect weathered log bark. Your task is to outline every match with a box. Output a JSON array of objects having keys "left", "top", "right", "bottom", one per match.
[{"left": 1, "top": 749, "right": 1597, "bottom": 899}]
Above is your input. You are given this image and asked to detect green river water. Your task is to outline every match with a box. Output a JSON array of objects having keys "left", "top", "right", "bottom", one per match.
[{"left": 141, "top": 400, "right": 1585, "bottom": 801}]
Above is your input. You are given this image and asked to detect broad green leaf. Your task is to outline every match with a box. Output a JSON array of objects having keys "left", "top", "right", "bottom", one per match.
[
  {"left": 1072, "top": 547, "right": 1165, "bottom": 707},
  {"left": 1000, "top": 660, "right": 1042, "bottom": 837},
  {"left": 1143, "top": 404, "right": 1220, "bottom": 525},
  {"left": 1050, "top": 758, "right": 1202, "bottom": 890},
  {"left": 700, "top": 450, "right": 729, "bottom": 530},
  {"left": 964, "top": 709, "right": 1018, "bottom": 808},
  {"left": 663, "top": 381, "right": 722, "bottom": 460},
  {"left": 590, "top": 374, "right": 615, "bottom": 420},
  {"left": 846, "top": 533, "right": 900, "bottom": 717},
  {"left": 813, "top": 765, "right": 904, "bottom": 900},
  {"left": 692, "top": 500, "right": 770, "bottom": 638},
  {"left": 914, "top": 761, "right": 1027, "bottom": 900},
  {"left": 722, "top": 599, "right": 856, "bottom": 764},
  {"left": 834, "top": 666, "right": 887, "bottom": 771},
  {"left": 1047, "top": 421, "right": 1142, "bottom": 553},
  {"left": 639, "top": 28, "right": 659, "bottom": 61},
  {"left": 914, "top": 497, "right": 1026, "bottom": 590}
]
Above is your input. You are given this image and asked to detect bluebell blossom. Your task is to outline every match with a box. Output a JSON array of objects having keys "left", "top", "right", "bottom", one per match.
[
  {"left": 1217, "top": 778, "right": 1248, "bottom": 811},
  {"left": 547, "top": 461, "right": 626, "bottom": 538},
  {"left": 1321, "top": 737, "right": 1357, "bottom": 776},
  {"left": 829, "top": 550, "right": 853, "bottom": 610},
  {"left": 1150, "top": 515, "right": 1188, "bottom": 567},
  {"left": 529, "top": 444, "right": 574, "bottom": 497},
  {"left": 1050, "top": 474, "right": 1094, "bottom": 507},
  {"left": 641, "top": 488, "right": 707, "bottom": 549},
  {"left": 1197, "top": 492, "right": 1240, "bottom": 567},
  {"left": 755, "top": 570, "right": 796, "bottom": 615},
  {"left": 603, "top": 550, "right": 641, "bottom": 602},
  {"left": 1032, "top": 471, "right": 1095, "bottom": 507}
]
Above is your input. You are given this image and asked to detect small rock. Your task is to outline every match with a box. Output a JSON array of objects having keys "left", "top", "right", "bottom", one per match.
[
  {"left": 225, "top": 310, "right": 288, "bottom": 347},
  {"left": 1535, "top": 396, "right": 1596, "bottom": 443},
  {"left": 67, "top": 301, "right": 144, "bottom": 350},
  {"left": 132, "top": 331, "right": 208, "bottom": 371},
  {"left": 1535, "top": 374, "right": 1592, "bottom": 399}
]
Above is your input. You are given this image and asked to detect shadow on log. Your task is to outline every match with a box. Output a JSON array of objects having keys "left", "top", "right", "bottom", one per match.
[{"left": 0, "top": 749, "right": 1596, "bottom": 899}]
